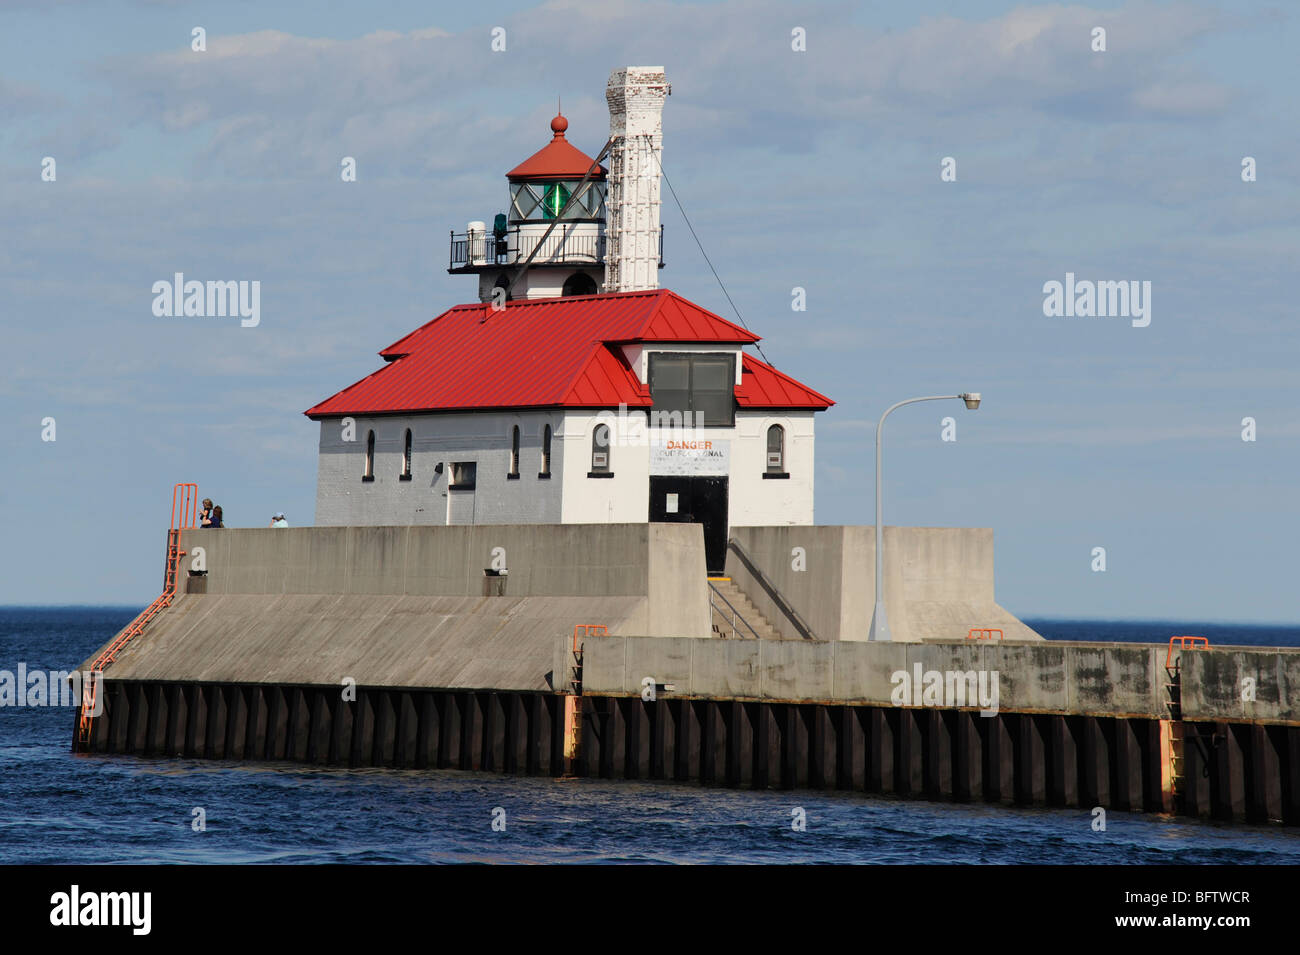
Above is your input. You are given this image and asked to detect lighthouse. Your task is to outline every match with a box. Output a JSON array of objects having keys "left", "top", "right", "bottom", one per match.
[
  {"left": 308, "top": 67, "right": 833, "bottom": 574},
  {"left": 448, "top": 69, "right": 669, "bottom": 302}
]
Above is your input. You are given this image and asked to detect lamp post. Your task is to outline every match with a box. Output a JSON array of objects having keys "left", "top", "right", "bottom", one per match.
[{"left": 868, "top": 392, "right": 982, "bottom": 642}]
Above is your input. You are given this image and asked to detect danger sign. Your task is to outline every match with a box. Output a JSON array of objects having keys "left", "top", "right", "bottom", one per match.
[{"left": 650, "top": 439, "right": 729, "bottom": 476}]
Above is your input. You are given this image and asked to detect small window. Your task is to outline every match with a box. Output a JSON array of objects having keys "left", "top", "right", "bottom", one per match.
[
  {"left": 764, "top": 424, "right": 789, "bottom": 479},
  {"left": 540, "top": 424, "right": 552, "bottom": 478},
  {"left": 400, "top": 429, "right": 413, "bottom": 480},
  {"left": 450, "top": 462, "right": 476, "bottom": 489},
  {"left": 363, "top": 429, "right": 375, "bottom": 481},
  {"left": 508, "top": 425, "right": 520, "bottom": 478},
  {"left": 589, "top": 424, "right": 612, "bottom": 477}
]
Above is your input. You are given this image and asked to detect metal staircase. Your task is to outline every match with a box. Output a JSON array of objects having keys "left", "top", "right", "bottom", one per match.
[
  {"left": 707, "top": 577, "right": 781, "bottom": 640},
  {"left": 77, "top": 483, "right": 198, "bottom": 746}
]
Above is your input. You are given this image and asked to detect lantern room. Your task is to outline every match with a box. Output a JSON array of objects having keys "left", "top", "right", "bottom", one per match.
[
  {"left": 507, "top": 113, "right": 608, "bottom": 222},
  {"left": 447, "top": 112, "right": 663, "bottom": 302}
]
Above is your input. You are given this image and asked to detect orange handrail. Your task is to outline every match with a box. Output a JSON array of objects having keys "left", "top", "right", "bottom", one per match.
[
  {"left": 572, "top": 623, "right": 608, "bottom": 652},
  {"left": 967, "top": 628, "right": 1004, "bottom": 641},
  {"left": 78, "top": 483, "right": 198, "bottom": 744},
  {"left": 1165, "top": 635, "right": 1209, "bottom": 669}
]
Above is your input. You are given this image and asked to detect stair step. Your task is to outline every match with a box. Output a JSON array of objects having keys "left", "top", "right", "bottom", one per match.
[{"left": 708, "top": 579, "right": 783, "bottom": 640}]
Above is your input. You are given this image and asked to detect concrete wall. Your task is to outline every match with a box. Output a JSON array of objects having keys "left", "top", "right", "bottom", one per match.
[
  {"left": 725, "top": 525, "right": 1041, "bottom": 643},
  {"left": 578, "top": 637, "right": 1153, "bottom": 716},
  {"left": 1180, "top": 647, "right": 1300, "bottom": 724},
  {"left": 580, "top": 637, "right": 1300, "bottom": 724},
  {"left": 182, "top": 523, "right": 710, "bottom": 638},
  {"left": 314, "top": 410, "right": 565, "bottom": 527}
]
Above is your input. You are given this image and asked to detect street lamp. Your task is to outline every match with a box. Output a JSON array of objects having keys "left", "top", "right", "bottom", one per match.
[{"left": 868, "top": 392, "right": 981, "bottom": 642}]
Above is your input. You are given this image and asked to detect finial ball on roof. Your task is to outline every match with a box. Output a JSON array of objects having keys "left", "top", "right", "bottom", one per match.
[{"left": 550, "top": 113, "right": 568, "bottom": 136}]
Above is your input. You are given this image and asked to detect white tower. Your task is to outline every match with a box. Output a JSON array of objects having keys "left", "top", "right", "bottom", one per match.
[{"left": 605, "top": 67, "right": 669, "bottom": 294}]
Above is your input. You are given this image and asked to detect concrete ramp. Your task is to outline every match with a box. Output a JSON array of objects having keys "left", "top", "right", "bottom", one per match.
[
  {"left": 904, "top": 601, "right": 1041, "bottom": 643},
  {"left": 87, "top": 592, "right": 651, "bottom": 692},
  {"left": 79, "top": 523, "right": 715, "bottom": 693}
]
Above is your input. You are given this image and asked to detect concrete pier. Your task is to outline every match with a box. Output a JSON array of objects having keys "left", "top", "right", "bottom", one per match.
[
  {"left": 79, "top": 679, "right": 1300, "bottom": 825},
  {"left": 74, "top": 523, "right": 1300, "bottom": 826}
]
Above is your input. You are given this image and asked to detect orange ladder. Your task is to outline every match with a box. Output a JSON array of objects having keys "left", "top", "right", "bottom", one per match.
[
  {"left": 77, "top": 483, "right": 198, "bottom": 745},
  {"left": 564, "top": 625, "right": 608, "bottom": 768},
  {"left": 1163, "top": 636, "right": 1210, "bottom": 806}
]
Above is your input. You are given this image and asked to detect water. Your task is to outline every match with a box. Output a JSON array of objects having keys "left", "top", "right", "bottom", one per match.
[
  {"left": 3, "top": 607, "right": 1299, "bottom": 864},
  {"left": 1026, "top": 618, "right": 1300, "bottom": 649}
]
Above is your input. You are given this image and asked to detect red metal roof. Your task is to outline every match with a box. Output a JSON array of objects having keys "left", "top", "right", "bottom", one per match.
[
  {"left": 736, "top": 355, "right": 834, "bottom": 410},
  {"left": 506, "top": 114, "right": 606, "bottom": 181},
  {"left": 305, "top": 289, "right": 832, "bottom": 418}
]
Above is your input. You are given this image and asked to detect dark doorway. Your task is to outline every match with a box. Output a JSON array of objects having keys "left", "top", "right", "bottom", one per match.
[
  {"left": 648, "top": 476, "right": 729, "bottom": 574},
  {"left": 562, "top": 272, "right": 598, "bottom": 296},
  {"left": 492, "top": 274, "right": 513, "bottom": 303}
]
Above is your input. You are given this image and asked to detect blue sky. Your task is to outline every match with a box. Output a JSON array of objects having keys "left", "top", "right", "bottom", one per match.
[{"left": 2, "top": 0, "right": 1296, "bottom": 623}]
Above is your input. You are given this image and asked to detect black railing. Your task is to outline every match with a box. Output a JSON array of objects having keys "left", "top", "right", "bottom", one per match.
[
  {"left": 726, "top": 537, "right": 821, "bottom": 642},
  {"left": 448, "top": 225, "right": 664, "bottom": 271}
]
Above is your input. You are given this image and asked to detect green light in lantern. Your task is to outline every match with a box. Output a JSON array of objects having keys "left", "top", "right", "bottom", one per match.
[{"left": 542, "top": 182, "right": 570, "bottom": 219}]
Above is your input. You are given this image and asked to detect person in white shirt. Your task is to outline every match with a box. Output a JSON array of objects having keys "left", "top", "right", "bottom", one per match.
[{"left": 269, "top": 512, "right": 288, "bottom": 528}]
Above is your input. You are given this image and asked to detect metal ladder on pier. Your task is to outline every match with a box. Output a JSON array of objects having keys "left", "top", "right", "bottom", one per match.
[
  {"left": 564, "top": 624, "right": 606, "bottom": 770},
  {"left": 1163, "top": 636, "right": 1210, "bottom": 808},
  {"left": 77, "top": 483, "right": 198, "bottom": 745}
]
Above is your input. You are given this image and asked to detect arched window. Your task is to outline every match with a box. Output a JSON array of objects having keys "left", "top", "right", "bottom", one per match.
[
  {"left": 562, "top": 272, "right": 598, "bottom": 297},
  {"left": 590, "top": 423, "right": 611, "bottom": 476},
  {"left": 540, "top": 424, "right": 552, "bottom": 478},
  {"left": 363, "top": 429, "right": 375, "bottom": 481},
  {"left": 400, "top": 429, "right": 413, "bottom": 480},
  {"left": 509, "top": 425, "right": 520, "bottom": 478},
  {"left": 766, "top": 424, "right": 785, "bottom": 475}
]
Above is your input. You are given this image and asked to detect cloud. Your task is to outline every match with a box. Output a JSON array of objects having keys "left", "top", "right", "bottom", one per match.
[
  {"left": 37, "top": 1, "right": 1243, "bottom": 177},
  {"left": 1130, "top": 80, "right": 1233, "bottom": 115},
  {"left": 0, "top": 75, "right": 60, "bottom": 121}
]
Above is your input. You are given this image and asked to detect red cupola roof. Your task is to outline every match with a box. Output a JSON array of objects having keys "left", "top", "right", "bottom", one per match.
[{"left": 506, "top": 112, "right": 607, "bottom": 182}]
